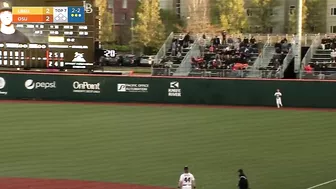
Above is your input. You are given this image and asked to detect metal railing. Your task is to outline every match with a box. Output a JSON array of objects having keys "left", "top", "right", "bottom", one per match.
[
  {"left": 173, "top": 44, "right": 201, "bottom": 76},
  {"left": 152, "top": 68, "right": 282, "bottom": 79},
  {"left": 280, "top": 45, "right": 295, "bottom": 78},
  {"left": 202, "top": 33, "right": 321, "bottom": 45},
  {"left": 173, "top": 35, "right": 203, "bottom": 76},
  {"left": 300, "top": 34, "right": 321, "bottom": 75},
  {"left": 153, "top": 32, "right": 174, "bottom": 65},
  {"left": 249, "top": 36, "right": 271, "bottom": 77},
  {"left": 299, "top": 71, "right": 336, "bottom": 80}
]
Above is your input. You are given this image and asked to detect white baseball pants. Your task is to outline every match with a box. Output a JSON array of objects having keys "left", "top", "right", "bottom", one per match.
[{"left": 276, "top": 99, "right": 283, "bottom": 108}]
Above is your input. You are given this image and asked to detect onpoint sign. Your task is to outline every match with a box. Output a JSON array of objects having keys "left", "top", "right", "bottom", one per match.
[
  {"left": 73, "top": 81, "right": 100, "bottom": 93},
  {"left": 24, "top": 79, "right": 56, "bottom": 90}
]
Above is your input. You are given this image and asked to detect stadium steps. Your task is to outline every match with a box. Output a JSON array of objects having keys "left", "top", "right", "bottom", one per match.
[
  {"left": 311, "top": 49, "right": 332, "bottom": 63},
  {"left": 159, "top": 33, "right": 195, "bottom": 75},
  {"left": 259, "top": 46, "right": 276, "bottom": 67},
  {"left": 246, "top": 45, "right": 275, "bottom": 77}
]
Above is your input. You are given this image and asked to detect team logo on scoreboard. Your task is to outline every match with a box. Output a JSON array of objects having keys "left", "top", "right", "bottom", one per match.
[
  {"left": 72, "top": 52, "right": 86, "bottom": 62},
  {"left": 0, "top": 77, "right": 7, "bottom": 95}
]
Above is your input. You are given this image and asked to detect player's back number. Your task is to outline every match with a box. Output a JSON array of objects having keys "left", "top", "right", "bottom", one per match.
[{"left": 184, "top": 177, "right": 191, "bottom": 182}]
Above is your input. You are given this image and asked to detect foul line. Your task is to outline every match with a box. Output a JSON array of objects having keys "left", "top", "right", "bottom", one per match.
[{"left": 306, "top": 179, "right": 336, "bottom": 189}]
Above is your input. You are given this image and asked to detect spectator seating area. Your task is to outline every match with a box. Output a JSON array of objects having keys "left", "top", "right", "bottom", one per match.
[
  {"left": 188, "top": 36, "right": 260, "bottom": 77},
  {"left": 152, "top": 33, "right": 195, "bottom": 76},
  {"left": 256, "top": 38, "right": 292, "bottom": 77},
  {"left": 306, "top": 36, "right": 336, "bottom": 73},
  {"left": 270, "top": 39, "right": 291, "bottom": 67}
]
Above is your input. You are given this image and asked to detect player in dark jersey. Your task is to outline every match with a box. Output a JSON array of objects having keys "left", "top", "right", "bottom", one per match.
[
  {"left": 237, "top": 169, "right": 249, "bottom": 189},
  {"left": 0, "top": 1, "right": 30, "bottom": 43}
]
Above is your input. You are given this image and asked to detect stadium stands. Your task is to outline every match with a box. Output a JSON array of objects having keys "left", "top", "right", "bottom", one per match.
[
  {"left": 188, "top": 36, "right": 260, "bottom": 77},
  {"left": 152, "top": 33, "right": 195, "bottom": 76},
  {"left": 152, "top": 33, "right": 322, "bottom": 79},
  {"left": 307, "top": 36, "right": 336, "bottom": 72},
  {"left": 255, "top": 37, "right": 293, "bottom": 78},
  {"left": 300, "top": 35, "right": 336, "bottom": 80}
]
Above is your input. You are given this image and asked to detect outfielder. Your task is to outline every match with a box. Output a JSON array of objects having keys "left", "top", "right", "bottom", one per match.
[
  {"left": 178, "top": 166, "right": 195, "bottom": 189},
  {"left": 274, "top": 89, "right": 283, "bottom": 108}
]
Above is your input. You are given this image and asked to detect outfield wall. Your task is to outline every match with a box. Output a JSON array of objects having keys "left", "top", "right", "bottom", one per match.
[{"left": 0, "top": 72, "right": 334, "bottom": 108}]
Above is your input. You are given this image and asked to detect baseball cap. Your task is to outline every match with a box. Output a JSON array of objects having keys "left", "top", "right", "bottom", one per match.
[{"left": 0, "top": 1, "right": 12, "bottom": 11}]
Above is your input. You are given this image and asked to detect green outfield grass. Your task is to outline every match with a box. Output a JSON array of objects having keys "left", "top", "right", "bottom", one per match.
[{"left": 0, "top": 103, "right": 336, "bottom": 189}]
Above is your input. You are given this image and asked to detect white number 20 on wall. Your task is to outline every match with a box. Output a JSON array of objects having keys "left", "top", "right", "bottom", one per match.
[{"left": 104, "top": 50, "right": 116, "bottom": 58}]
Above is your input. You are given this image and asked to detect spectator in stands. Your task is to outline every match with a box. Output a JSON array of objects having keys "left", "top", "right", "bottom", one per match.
[
  {"left": 221, "top": 30, "right": 226, "bottom": 45},
  {"left": 330, "top": 49, "right": 336, "bottom": 63},
  {"left": 321, "top": 36, "right": 331, "bottom": 50},
  {"left": 243, "top": 37, "right": 249, "bottom": 44},
  {"left": 332, "top": 36, "right": 336, "bottom": 49},
  {"left": 274, "top": 59, "right": 280, "bottom": 67},
  {"left": 281, "top": 39, "right": 290, "bottom": 53},
  {"left": 321, "top": 37, "right": 327, "bottom": 50},
  {"left": 280, "top": 37, "right": 287, "bottom": 44},
  {"left": 199, "top": 34, "right": 206, "bottom": 57},
  {"left": 209, "top": 45, "right": 214, "bottom": 52},
  {"left": 194, "top": 34, "right": 261, "bottom": 72},
  {"left": 213, "top": 36, "right": 220, "bottom": 47},
  {"left": 177, "top": 42, "right": 182, "bottom": 54},
  {"left": 178, "top": 34, "right": 184, "bottom": 47},
  {"left": 183, "top": 32, "right": 190, "bottom": 48},
  {"left": 250, "top": 36, "right": 256, "bottom": 44},
  {"left": 326, "top": 36, "right": 332, "bottom": 49},
  {"left": 304, "top": 64, "right": 313, "bottom": 74},
  {"left": 227, "top": 35, "right": 234, "bottom": 44},
  {"left": 177, "top": 50, "right": 182, "bottom": 58},
  {"left": 171, "top": 39, "right": 177, "bottom": 56}
]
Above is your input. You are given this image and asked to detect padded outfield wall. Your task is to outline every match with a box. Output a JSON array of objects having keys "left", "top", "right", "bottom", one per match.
[{"left": 0, "top": 72, "right": 334, "bottom": 108}]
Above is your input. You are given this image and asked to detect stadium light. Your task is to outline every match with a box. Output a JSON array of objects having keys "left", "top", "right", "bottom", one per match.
[
  {"left": 131, "top": 17, "right": 135, "bottom": 54},
  {"left": 295, "top": 0, "right": 303, "bottom": 74}
]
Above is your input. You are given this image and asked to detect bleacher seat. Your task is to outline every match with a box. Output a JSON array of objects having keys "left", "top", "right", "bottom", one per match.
[{"left": 188, "top": 36, "right": 261, "bottom": 77}]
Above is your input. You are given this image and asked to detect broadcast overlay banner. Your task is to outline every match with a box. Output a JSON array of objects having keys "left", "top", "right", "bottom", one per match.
[{"left": 0, "top": 0, "right": 96, "bottom": 69}]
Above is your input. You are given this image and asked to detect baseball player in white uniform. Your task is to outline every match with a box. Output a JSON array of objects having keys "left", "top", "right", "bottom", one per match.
[
  {"left": 178, "top": 166, "right": 195, "bottom": 189},
  {"left": 274, "top": 89, "right": 283, "bottom": 108}
]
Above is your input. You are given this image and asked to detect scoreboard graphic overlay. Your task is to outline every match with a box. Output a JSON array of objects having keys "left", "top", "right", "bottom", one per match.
[{"left": 0, "top": 0, "right": 96, "bottom": 69}]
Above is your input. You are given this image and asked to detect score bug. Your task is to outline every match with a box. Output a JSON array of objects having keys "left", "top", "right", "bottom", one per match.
[
  {"left": 71, "top": 7, "right": 81, "bottom": 13},
  {"left": 55, "top": 8, "right": 67, "bottom": 12}
]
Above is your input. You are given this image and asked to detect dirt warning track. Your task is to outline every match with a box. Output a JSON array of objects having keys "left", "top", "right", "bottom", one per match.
[{"left": 0, "top": 99, "right": 336, "bottom": 112}]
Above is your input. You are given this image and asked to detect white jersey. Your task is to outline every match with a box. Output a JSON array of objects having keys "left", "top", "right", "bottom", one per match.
[
  {"left": 274, "top": 92, "right": 282, "bottom": 99},
  {"left": 179, "top": 173, "right": 195, "bottom": 187}
]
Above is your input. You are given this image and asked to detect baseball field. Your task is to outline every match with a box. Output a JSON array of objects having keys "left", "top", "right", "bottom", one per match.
[{"left": 0, "top": 101, "right": 336, "bottom": 189}]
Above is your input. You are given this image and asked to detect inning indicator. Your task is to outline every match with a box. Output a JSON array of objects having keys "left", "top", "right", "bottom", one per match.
[{"left": 12, "top": 6, "right": 85, "bottom": 23}]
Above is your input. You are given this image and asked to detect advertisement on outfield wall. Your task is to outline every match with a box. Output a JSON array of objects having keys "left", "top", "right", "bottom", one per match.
[
  {"left": 0, "top": 76, "right": 8, "bottom": 95},
  {"left": 117, "top": 83, "right": 149, "bottom": 93},
  {"left": 24, "top": 79, "right": 56, "bottom": 90},
  {"left": 73, "top": 81, "right": 100, "bottom": 93},
  {"left": 168, "top": 81, "right": 181, "bottom": 97}
]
